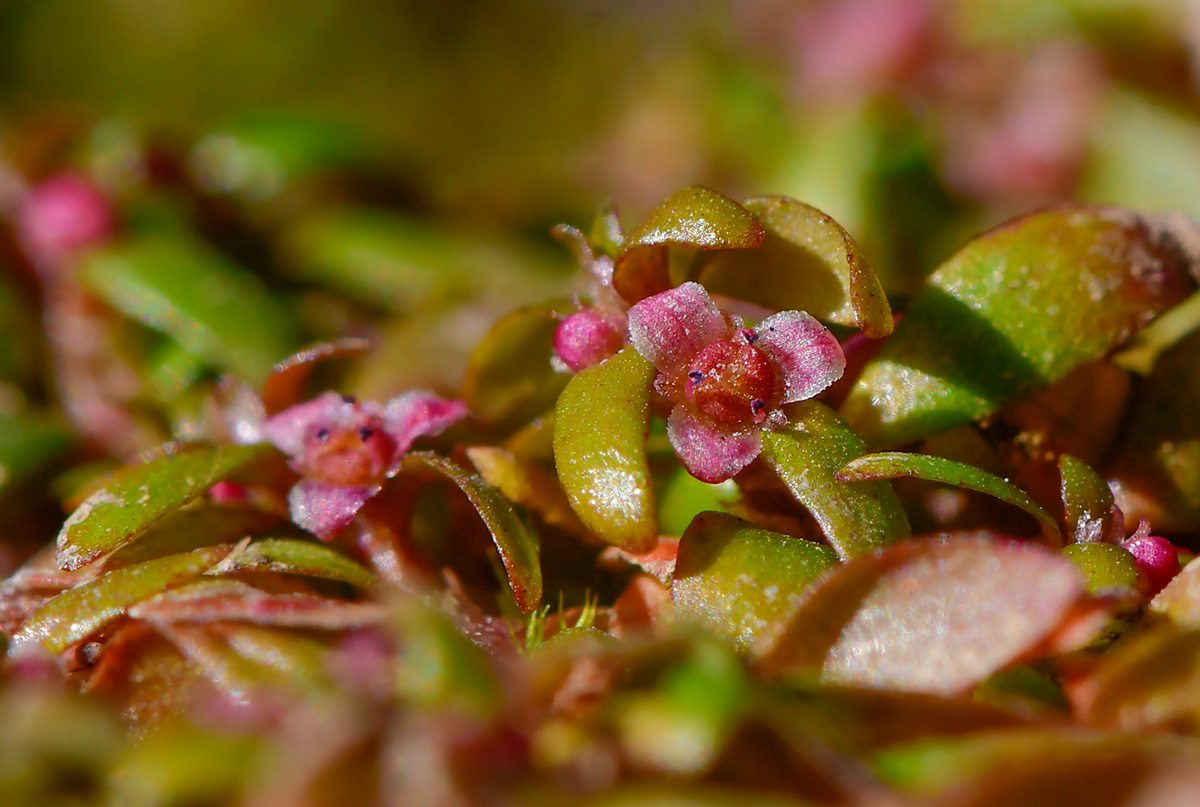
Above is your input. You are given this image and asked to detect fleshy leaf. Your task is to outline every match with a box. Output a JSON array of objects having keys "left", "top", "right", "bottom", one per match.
[
  {"left": 260, "top": 338, "right": 372, "bottom": 416},
  {"left": 1061, "top": 543, "right": 1139, "bottom": 596},
  {"left": 403, "top": 452, "right": 542, "bottom": 614},
  {"left": 128, "top": 579, "right": 382, "bottom": 628},
  {"left": 1059, "top": 454, "right": 1116, "bottom": 544},
  {"left": 14, "top": 546, "right": 232, "bottom": 654},
  {"left": 553, "top": 347, "right": 658, "bottom": 552},
  {"left": 756, "top": 536, "right": 1105, "bottom": 696},
  {"left": 206, "top": 538, "right": 377, "bottom": 589},
  {"left": 837, "top": 452, "right": 1061, "bottom": 546},
  {"left": 672, "top": 512, "right": 838, "bottom": 653},
  {"left": 1109, "top": 329, "right": 1200, "bottom": 531},
  {"left": 56, "top": 443, "right": 273, "bottom": 571},
  {"left": 463, "top": 301, "right": 573, "bottom": 428},
  {"left": 77, "top": 235, "right": 299, "bottom": 384},
  {"left": 102, "top": 506, "right": 288, "bottom": 571},
  {"left": 614, "top": 186, "right": 764, "bottom": 302},
  {"left": 694, "top": 196, "right": 893, "bottom": 336},
  {"left": 759, "top": 401, "right": 910, "bottom": 560},
  {"left": 840, "top": 206, "right": 1198, "bottom": 449}
]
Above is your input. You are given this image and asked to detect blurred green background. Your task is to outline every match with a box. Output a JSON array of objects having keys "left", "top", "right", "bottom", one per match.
[{"left": 3, "top": 0, "right": 1196, "bottom": 276}]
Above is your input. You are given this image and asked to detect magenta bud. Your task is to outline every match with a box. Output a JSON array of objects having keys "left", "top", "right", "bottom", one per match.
[
  {"left": 553, "top": 310, "right": 625, "bottom": 372},
  {"left": 1122, "top": 532, "right": 1181, "bottom": 598},
  {"left": 17, "top": 174, "right": 115, "bottom": 265}
]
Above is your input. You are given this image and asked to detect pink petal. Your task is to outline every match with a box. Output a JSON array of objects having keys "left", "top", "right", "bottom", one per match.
[
  {"left": 754, "top": 310, "right": 846, "bottom": 404},
  {"left": 381, "top": 391, "right": 468, "bottom": 459},
  {"left": 667, "top": 406, "right": 761, "bottom": 484},
  {"left": 627, "top": 282, "right": 731, "bottom": 375},
  {"left": 288, "top": 480, "right": 379, "bottom": 541},
  {"left": 261, "top": 391, "right": 355, "bottom": 459}
]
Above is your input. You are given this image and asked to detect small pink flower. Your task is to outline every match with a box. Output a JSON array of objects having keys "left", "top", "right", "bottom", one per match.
[
  {"left": 17, "top": 174, "right": 114, "bottom": 266},
  {"left": 1121, "top": 518, "right": 1182, "bottom": 598},
  {"left": 262, "top": 390, "right": 467, "bottom": 540},
  {"left": 627, "top": 281, "right": 845, "bottom": 483}
]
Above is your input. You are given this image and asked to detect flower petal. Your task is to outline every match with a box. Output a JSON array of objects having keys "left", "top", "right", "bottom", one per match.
[
  {"left": 627, "top": 282, "right": 731, "bottom": 375},
  {"left": 667, "top": 406, "right": 761, "bottom": 484},
  {"left": 261, "top": 391, "right": 355, "bottom": 459},
  {"left": 288, "top": 480, "right": 379, "bottom": 541},
  {"left": 754, "top": 310, "right": 846, "bottom": 403},
  {"left": 381, "top": 391, "right": 469, "bottom": 460}
]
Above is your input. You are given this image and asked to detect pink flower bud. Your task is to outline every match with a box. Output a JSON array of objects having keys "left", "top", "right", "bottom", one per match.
[
  {"left": 553, "top": 310, "right": 625, "bottom": 373},
  {"left": 1122, "top": 526, "right": 1182, "bottom": 598},
  {"left": 17, "top": 174, "right": 114, "bottom": 265}
]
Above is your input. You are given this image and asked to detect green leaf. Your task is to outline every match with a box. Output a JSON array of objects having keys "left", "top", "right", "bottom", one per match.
[
  {"left": 1059, "top": 454, "right": 1116, "bottom": 544},
  {"left": 129, "top": 579, "right": 382, "bottom": 629},
  {"left": 840, "top": 206, "right": 1198, "bottom": 449},
  {"left": 614, "top": 185, "right": 764, "bottom": 302},
  {"left": 1061, "top": 543, "right": 1139, "bottom": 595},
  {"left": 102, "top": 506, "right": 288, "bottom": 571},
  {"left": 759, "top": 401, "right": 909, "bottom": 560},
  {"left": 206, "top": 538, "right": 377, "bottom": 589},
  {"left": 14, "top": 546, "right": 231, "bottom": 654},
  {"left": 465, "top": 445, "right": 585, "bottom": 534},
  {"left": 694, "top": 196, "right": 893, "bottom": 336},
  {"left": 463, "top": 302, "right": 571, "bottom": 428},
  {"left": 838, "top": 452, "right": 1061, "bottom": 546},
  {"left": 394, "top": 600, "right": 502, "bottom": 720},
  {"left": 553, "top": 347, "right": 658, "bottom": 552},
  {"left": 56, "top": 443, "right": 273, "bottom": 571},
  {"left": 403, "top": 452, "right": 542, "bottom": 614},
  {"left": 672, "top": 512, "right": 837, "bottom": 653},
  {"left": 77, "top": 235, "right": 299, "bottom": 384}
]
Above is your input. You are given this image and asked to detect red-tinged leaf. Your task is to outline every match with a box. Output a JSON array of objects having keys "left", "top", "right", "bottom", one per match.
[
  {"left": 755, "top": 536, "right": 1107, "bottom": 696},
  {"left": 1149, "top": 557, "right": 1200, "bottom": 629},
  {"left": 56, "top": 443, "right": 274, "bottom": 571},
  {"left": 156, "top": 621, "right": 330, "bottom": 703},
  {"left": 613, "top": 186, "right": 765, "bottom": 303},
  {"left": 403, "top": 452, "right": 542, "bottom": 614},
  {"left": 13, "top": 546, "right": 232, "bottom": 654},
  {"left": 837, "top": 452, "right": 1062, "bottom": 546},
  {"left": 672, "top": 512, "right": 837, "bottom": 653},
  {"left": 1109, "top": 329, "right": 1200, "bottom": 531},
  {"left": 695, "top": 196, "right": 893, "bottom": 337},
  {"left": 260, "top": 337, "right": 372, "bottom": 415},
  {"left": 463, "top": 302, "right": 573, "bottom": 428},
  {"left": 759, "top": 401, "right": 910, "bottom": 560},
  {"left": 465, "top": 445, "right": 585, "bottom": 534},
  {"left": 840, "top": 206, "right": 1199, "bottom": 449},
  {"left": 205, "top": 537, "right": 376, "bottom": 589},
  {"left": 128, "top": 579, "right": 382, "bottom": 629},
  {"left": 554, "top": 347, "right": 658, "bottom": 553},
  {"left": 600, "top": 537, "right": 680, "bottom": 584},
  {"left": 1060, "top": 454, "right": 1116, "bottom": 544},
  {"left": 1072, "top": 625, "right": 1200, "bottom": 732}
]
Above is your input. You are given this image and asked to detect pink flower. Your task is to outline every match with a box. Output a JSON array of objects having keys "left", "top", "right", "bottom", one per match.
[
  {"left": 1120, "top": 518, "right": 1182, "bottom": 598},
  {"left": 17, "top": 174, "right": 114, "bottom": 266},
  {"left": 262, "top": 390, "right": 467, "bottom": 540},
  {"left": 627, "top": 282, "right": 845, "bottom": 483},
  {"left": 549, "top": 222, "right": 631, "bottom": 373}
]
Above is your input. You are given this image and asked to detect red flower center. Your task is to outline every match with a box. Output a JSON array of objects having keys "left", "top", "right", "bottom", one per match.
[
  {"left": 685, "top": 341, "right": 778, "bottom": 427},
  {"left": 299, "top": 419, "right": 397, "bottom": 486}
]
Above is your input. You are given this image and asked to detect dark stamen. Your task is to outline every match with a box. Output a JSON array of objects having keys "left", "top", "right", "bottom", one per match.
[
  {"left": 741, "top": 328, "right": 758, "bottom": 344},
  {"left": 687, "top": 370, "right": 705, "bottom": 383},
  {"left": 359, "top": 427, "right": 375, "bottom": 441},
  {"left": 751, "top": 398, "right": 766, "bottom": 412},
  {"left": 342, "top": 394, "right": 357, "bottom": 404},
  {"left": 316, "top": 428, "right": 330, "bottom": 442}
]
